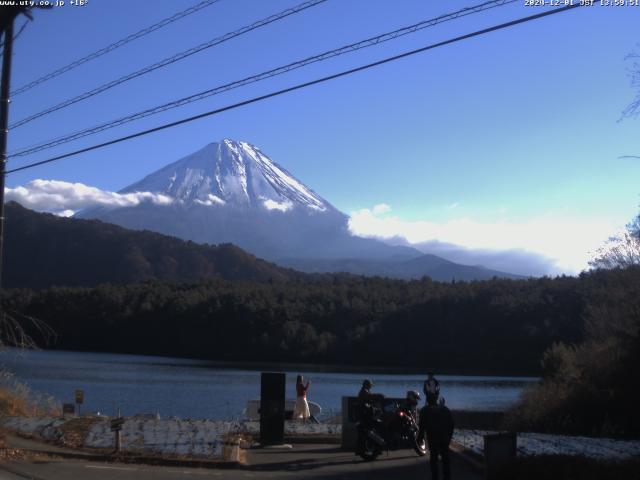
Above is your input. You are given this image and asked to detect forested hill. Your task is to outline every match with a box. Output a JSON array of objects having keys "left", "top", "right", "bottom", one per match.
[
  {"left": 4, "top": 268, "right": 624, "bottom": 375},
  {"left": 4, "top": 202, "right": 301, "bottom": 288}
]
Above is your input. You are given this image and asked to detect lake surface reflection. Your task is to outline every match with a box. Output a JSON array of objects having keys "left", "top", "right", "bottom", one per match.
[{"left": 1, "top": 349, "right": 537, "bottom": 420}]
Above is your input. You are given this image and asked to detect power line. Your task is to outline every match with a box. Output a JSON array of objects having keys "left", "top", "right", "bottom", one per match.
[
  {"left": 6, "top": 4, "right": 582, "bottom": 176},
  {"left": 9, "top": 0, "right": 518, "bottom": 159},
  {"left": 12, "top": 19, "right": 29, "bottom": 41},
  {"left": 9, "top": 0, "right": 327, "bottom": 130},
  {"left": 9, "top": 0, "right": 222, "bottom": 96},
  {"left": 0, "top": 19, "right": 29, "bottom": 55}
]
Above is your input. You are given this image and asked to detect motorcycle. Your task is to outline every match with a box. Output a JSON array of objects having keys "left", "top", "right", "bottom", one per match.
[{"left": 356, "top": 391, "right": 427, "bottom": 461}]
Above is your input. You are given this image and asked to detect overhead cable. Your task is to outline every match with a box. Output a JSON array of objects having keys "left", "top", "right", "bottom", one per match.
[
  {"left": 10, "top": 0, "right": 517, "bottom": 158},
  {"left": 6, "top": 4, "right": 582, "bottom": 175},
  {"left": 10, "top": 0, "right": 223, "bottom": 96},
  {"left": 9, "top": 0, "right": 327, "bottom": 129}
]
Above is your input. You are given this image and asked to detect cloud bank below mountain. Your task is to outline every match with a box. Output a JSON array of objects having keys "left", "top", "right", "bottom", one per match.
[
  {"left": 349, "top": 204, "right": 616, "bottom": 275},
  {"left": 5, "top": 179, "right": 174, "bottom": 217}
]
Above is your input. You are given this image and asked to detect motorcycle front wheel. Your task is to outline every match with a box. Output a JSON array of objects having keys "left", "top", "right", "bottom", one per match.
[
  {"left": 358, "top": 436, "right": 382, "bottom": 461},
  {"left": 412, "top": 431, "right": 428, "bottom": 456}
]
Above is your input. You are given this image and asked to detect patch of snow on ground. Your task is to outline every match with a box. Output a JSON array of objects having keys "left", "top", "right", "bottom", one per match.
[
  {"left": 85, "top": 418, "right": 245, "bottom": 457},
  {"left": 1, "top": 416, "right": 341, "bottom": 457},
  {"left": 453, "top": 429, "right": 640, "bottom": 460},
  {"left": 240, "top": 421, "right": 341, "bottom": 436},
  {"left": 1, "top": 417, "right": 243, "bottom": 458},
  {"left": 1, "top": 417, "right": 66, "bottom": 441}
]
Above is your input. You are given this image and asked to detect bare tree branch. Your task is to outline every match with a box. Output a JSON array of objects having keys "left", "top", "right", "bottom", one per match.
[
  {"left": 590, "top": 214, "right": 640, "bottom": 270},
  {"left": 621, "top": 44, "right": 640, "bottom": 120},
  {"left": 0, "top": 309, "right": 56, "bottom": 349}
]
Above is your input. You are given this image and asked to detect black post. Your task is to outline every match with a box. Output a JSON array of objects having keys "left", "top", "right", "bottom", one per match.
[
  {"left": 259, "top": 372, "right": 285, "bottom": 446},
  {"left": 115, "top": 408, "right": 121, "bottom": 453},
  {"left": 0, "top": 11, "right": 16, "bottom": 293}
]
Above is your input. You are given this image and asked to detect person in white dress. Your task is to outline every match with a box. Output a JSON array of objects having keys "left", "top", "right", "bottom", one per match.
[{"left": 294, "top": 374, "right": 311, "bottom": 421}]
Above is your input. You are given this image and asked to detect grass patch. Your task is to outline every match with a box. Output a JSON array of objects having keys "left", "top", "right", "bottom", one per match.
[
  {"left": 0, "top": 369, "right": 60, "bottom": 417},
  {"left": 0, "top": 387, "right": 32, "bottom": 416},
  {"left": 57, "top": 417, "right": 102, "bottom": 448}
]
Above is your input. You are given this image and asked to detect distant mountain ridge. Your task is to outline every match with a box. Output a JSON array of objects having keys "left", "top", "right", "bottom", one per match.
[
  {"left": 3, "top": 202, "right": 300, "bottom": 288},
  {"left": 279, "top": 254, "right": 524, "bottom": 281},
  {"left": 5, "top": 201, "right": 522, "bottom": 289}
]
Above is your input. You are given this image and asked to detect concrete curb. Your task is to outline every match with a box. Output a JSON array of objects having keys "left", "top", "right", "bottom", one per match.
[{"left": 285, "top": 435, "right": 341, "bottom": 444}]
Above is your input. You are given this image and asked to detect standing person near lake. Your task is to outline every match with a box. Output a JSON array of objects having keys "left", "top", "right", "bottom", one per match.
[
  {"left": 357, "top": 379, "right": 385, "bottom": 405},
  {"left": 423, "top": 371, "right": 440, "bottom": 405},
  {"left": 293, "top": 375, "right": 311, "bottom": 421},
  {"left": 357, "top": 379, "right": 385, "bottom": 419},
  {"left": 419, "top": 391, "right": 454, "bottom": 480}
]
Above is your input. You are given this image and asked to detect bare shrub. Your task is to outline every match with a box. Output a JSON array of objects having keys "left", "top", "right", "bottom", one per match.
[{"left": 0, "top": 369, "right": 60, "bottom": 417}]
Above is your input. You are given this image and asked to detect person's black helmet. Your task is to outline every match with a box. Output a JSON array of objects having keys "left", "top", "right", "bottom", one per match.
[
  {"left": 406, "top": 390, "right": 420, "bottom": 406},
  {"left": 362, "top": 379, "right": 373, "bottom": 389}
]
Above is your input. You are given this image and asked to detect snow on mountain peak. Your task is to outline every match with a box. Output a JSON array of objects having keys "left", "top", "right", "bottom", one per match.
[{"left": 122, "top": 139, "right": 328, "bottom": 213}]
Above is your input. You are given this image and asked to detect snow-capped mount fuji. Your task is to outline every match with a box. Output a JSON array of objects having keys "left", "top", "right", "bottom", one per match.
[
  {"left": 125, "top": 139, "right": 331, "bottom": 213},
  {"left": 78, "top": 139, "right": 419, "bottom": 262}
]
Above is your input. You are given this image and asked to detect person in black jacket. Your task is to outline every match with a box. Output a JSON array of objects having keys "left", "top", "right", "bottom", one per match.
[
  {"left": 356, "top": 379, "right": 384, "bottom": 417},
  {"left": 419, "top": 393, "right": 454, "bottom": 480},
  {"left": 423, "top": 371, "right": 440, "bottom": 405}
]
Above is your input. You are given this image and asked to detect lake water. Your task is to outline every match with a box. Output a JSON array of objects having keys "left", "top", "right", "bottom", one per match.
[{"left": 0, "top": 349, "right": 537, "bottom": 420}]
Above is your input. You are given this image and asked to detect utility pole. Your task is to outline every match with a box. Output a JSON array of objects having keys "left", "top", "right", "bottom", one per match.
[
  {"left": 0, "top": 9, "right": 18, "bottom": 294},
  {"left": 0, "top": 6, "right": 42, "bottom": 296}
]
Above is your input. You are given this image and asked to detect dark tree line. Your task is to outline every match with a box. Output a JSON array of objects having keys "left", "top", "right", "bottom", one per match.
[{"left": 3, "top": 268, "right": 635, "bottom": 376}]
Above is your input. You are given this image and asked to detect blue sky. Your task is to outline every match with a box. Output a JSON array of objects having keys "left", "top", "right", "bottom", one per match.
[{"left": 4, "top": 0, "right": 640, "bottom": 274}]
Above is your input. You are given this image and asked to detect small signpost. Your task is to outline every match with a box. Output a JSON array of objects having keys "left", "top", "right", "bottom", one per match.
[
  {"left": 111, "top": 416, "right": 125, "bottom": 453},
  {"left": 74, "top": 389, "right": 84, "bottom": 416},
  {"left": 62, "top": 403, "right": 75, "bottom": 416},
  {"left": 110, "top": 417, "right": 125, "bottom": 431}
]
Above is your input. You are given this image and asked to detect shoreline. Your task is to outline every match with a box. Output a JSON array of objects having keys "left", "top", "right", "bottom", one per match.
[{"left": 2, "top": 347, "right": 541, "bottom": 379}]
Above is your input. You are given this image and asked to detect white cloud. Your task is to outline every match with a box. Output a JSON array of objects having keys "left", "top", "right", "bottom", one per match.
[
  {"left": 5, "top": 179, "right": 174, "bottom": 216},
  {"left": 263, "top": 198, "right": 293, "bottom": 212},
  {"left": 349, "top": 204, "right": 617, "bottom": 274},
  {"left": 372, "top": 203, "right": 391, "bottom": 215},
  {"left": 194, "top": 194, "right": 225, "bottom": 206},
  {"left": 57, "top": 209, "right": 77, "bottom": 218}
]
